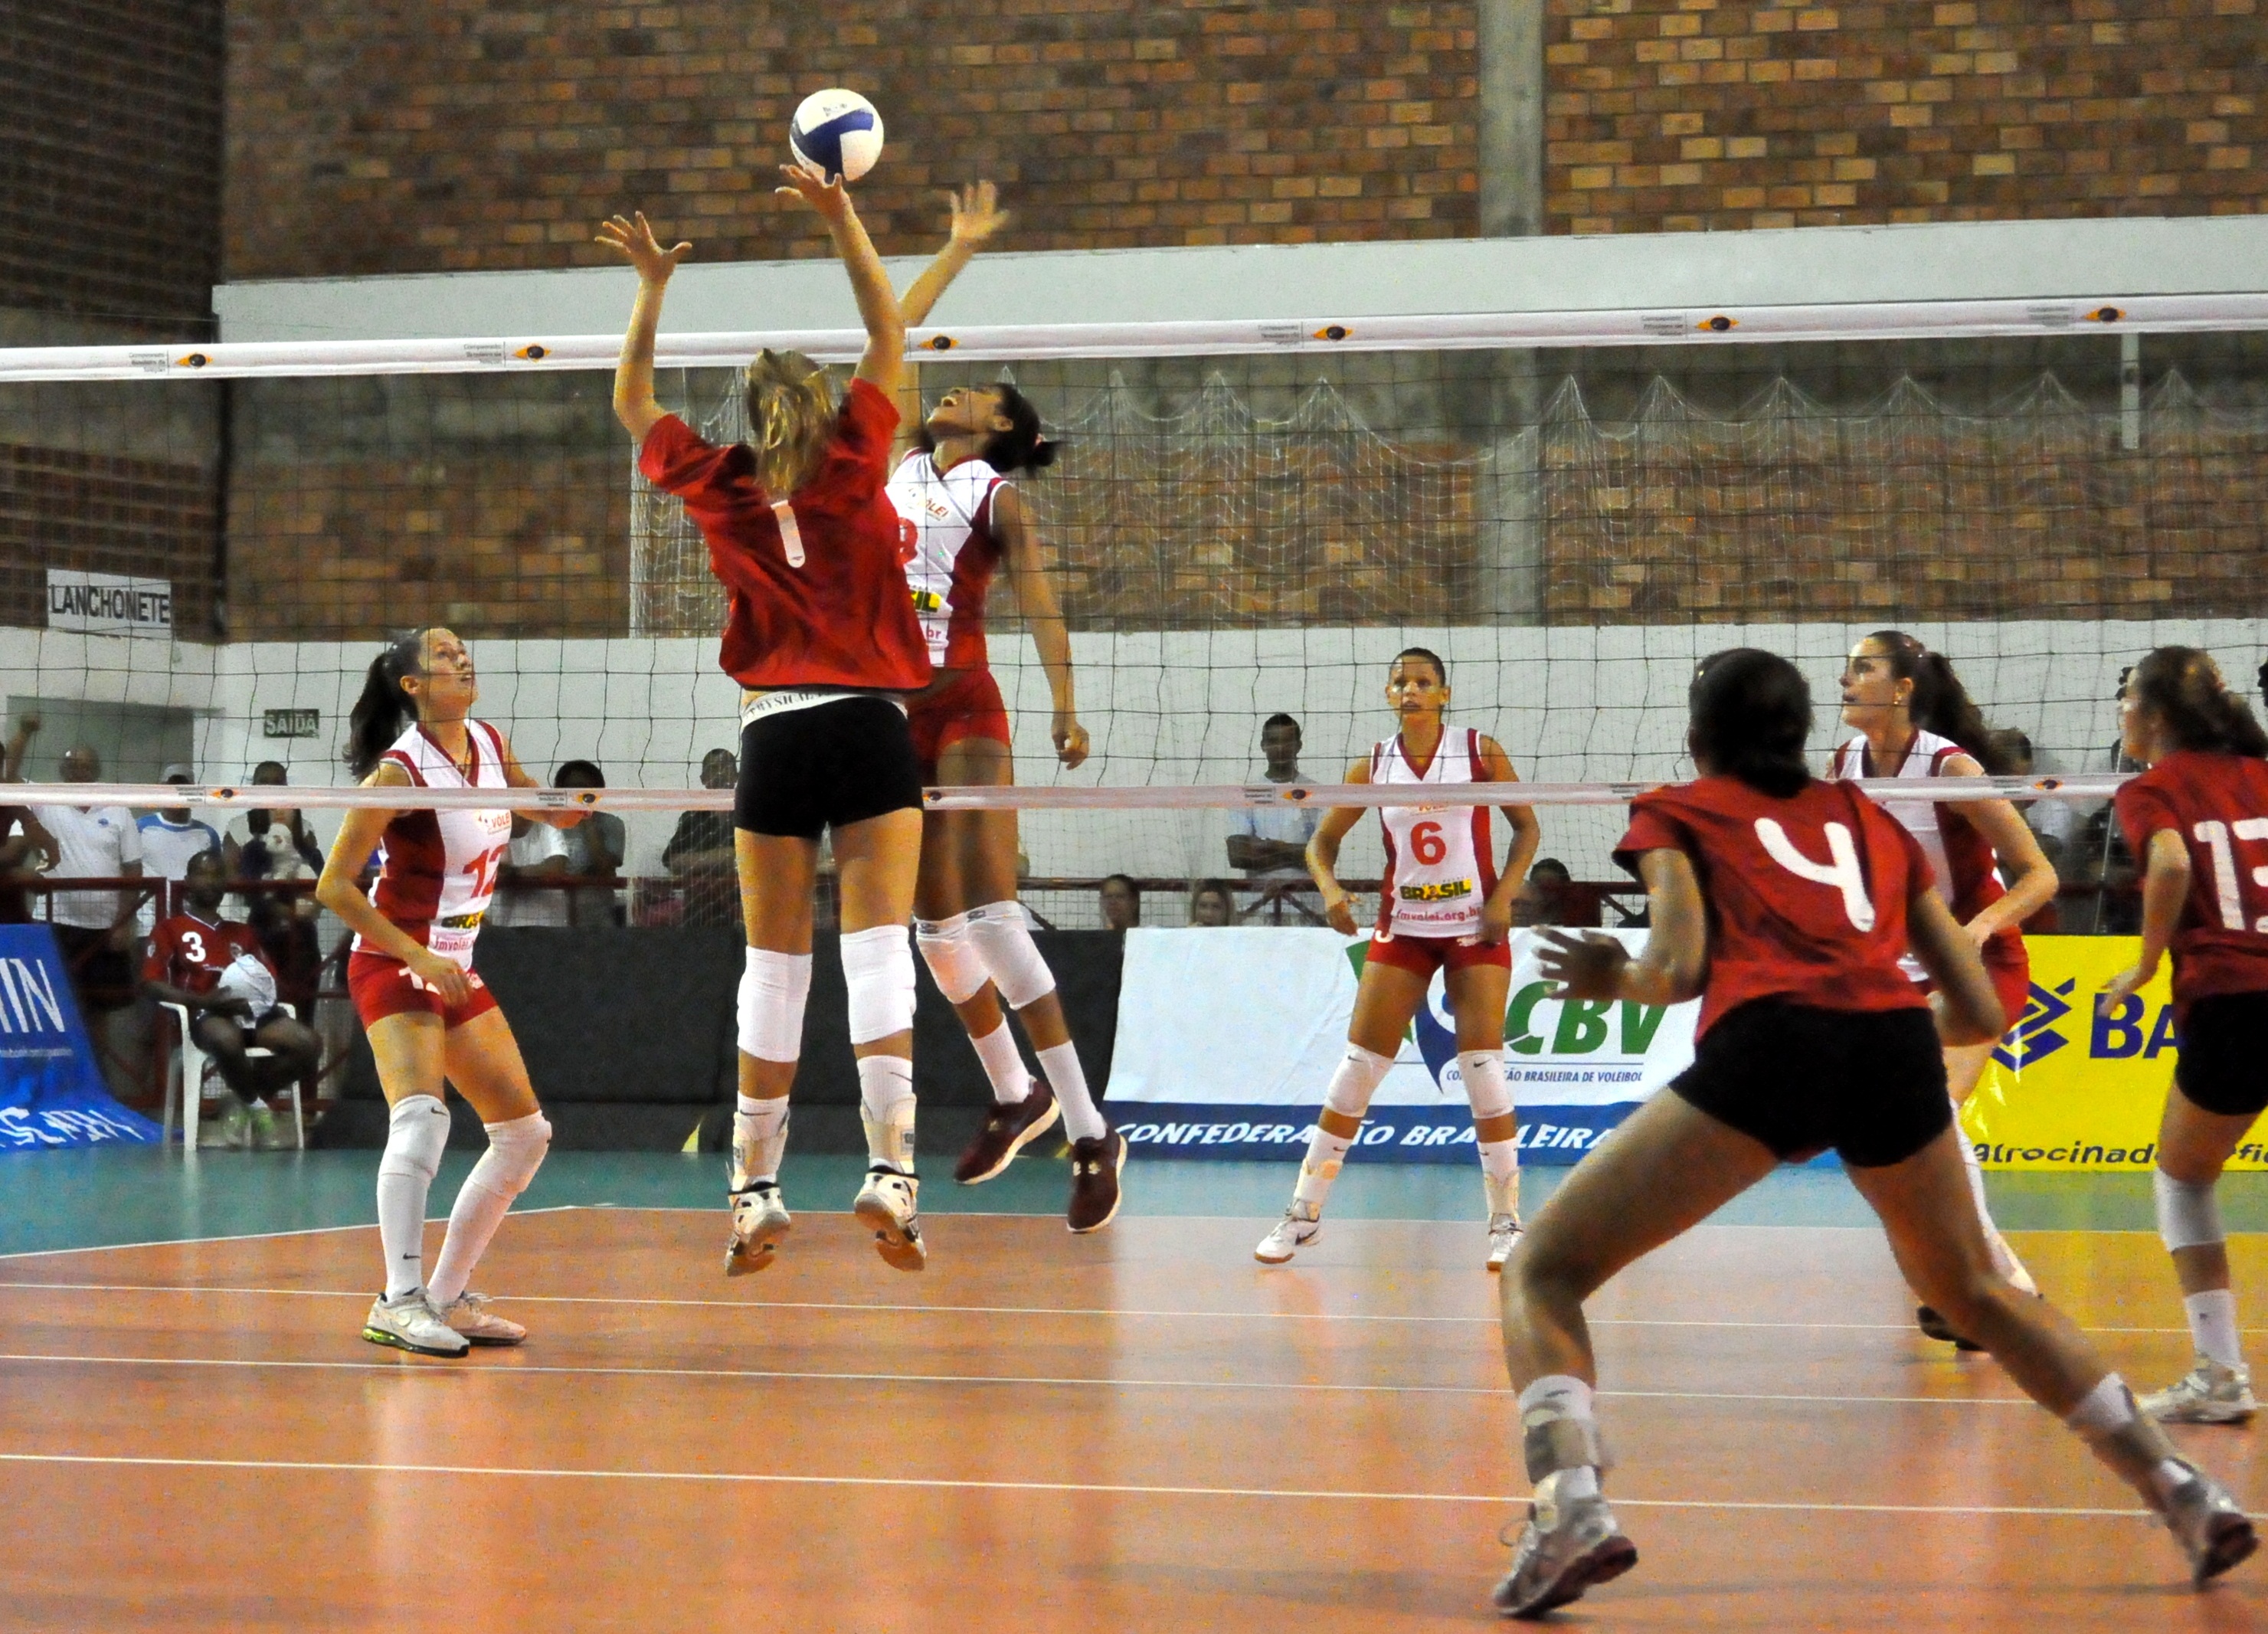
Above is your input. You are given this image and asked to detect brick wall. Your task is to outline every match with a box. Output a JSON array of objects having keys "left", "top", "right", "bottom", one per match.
[
  {"left": 221, "top": 1, "right": 1478, "bottom": 277},
  {"left": 2, "top": 0, "right": 224, "bottom": 329},
  {"left": 0, "top": 444, "right": 220, "bottom": 633},
  {"left": 1547, "top": 0, "right": 2266, "bottom": 234}
]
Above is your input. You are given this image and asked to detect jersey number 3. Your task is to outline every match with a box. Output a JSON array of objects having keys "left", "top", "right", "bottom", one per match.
[
  {"left": 2194, "top": 819, "right": 2268, "bottom": 932},
  {"left": 1755, "top": 818, "right": 1877, "bottom": 932}
]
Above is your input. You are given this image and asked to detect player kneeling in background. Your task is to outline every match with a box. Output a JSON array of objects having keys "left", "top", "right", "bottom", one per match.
[{"left": 143, "top": 848, "right": 320, "bottom": 1148}]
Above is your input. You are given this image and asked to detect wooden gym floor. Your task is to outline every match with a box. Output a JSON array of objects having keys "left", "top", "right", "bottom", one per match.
[{"left": 0, "top": 1159, "right": 2261, "bottom": 1631}]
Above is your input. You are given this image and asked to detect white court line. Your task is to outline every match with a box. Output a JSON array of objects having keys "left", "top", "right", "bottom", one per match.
[
  {"left": 0, "top": 1205, "right": 583, "bottom": 1264},
  {"left": 0, "top": 1351, "right": 2043, "bottom": 1409},
  {"left": 0, "top": 1450, "right": 2150, "bottom": 1517},
  {"left": 0, "top": 1280, "right": 2218, "bottom": 1337}
]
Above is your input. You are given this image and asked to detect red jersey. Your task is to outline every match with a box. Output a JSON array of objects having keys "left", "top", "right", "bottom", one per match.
[
  {"left": 640, "top": 379, "right": 931, "bottom": 693},
  {"left": 144, "top": 910, "right": 267, "bottom": 997},
  {"left": 2113, "top": 750, "right": 2268, "bottom": 1011},
  {"left": 1617, "top": 775, "right": 1935, "bottom": 1036}
]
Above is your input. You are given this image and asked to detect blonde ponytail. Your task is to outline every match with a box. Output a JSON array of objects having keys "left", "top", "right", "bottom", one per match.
[{"left": 742, "top": 349, "right": 838, "bottom": 496}]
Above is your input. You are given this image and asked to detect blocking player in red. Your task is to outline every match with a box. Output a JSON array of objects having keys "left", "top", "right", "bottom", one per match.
[
  {"left": 604, "top": 170, "right": 937, "bottom": 1276},
  {"left": 2102, "top": 646, "right": 2268, "bottom": 1425},
  {"left": 1488, "top": 648, "right": 2250, "bottom": 1619},
  {"left": 142, "top": 846, "right": 320, "bottom": 1148}
]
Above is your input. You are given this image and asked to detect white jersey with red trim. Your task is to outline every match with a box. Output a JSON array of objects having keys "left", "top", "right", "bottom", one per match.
[
  {"left": 1373, "top": 728, "right": 1497, "bottom": 939},
  {"left": 887, "top": 449, "right": 1004, "bottom": 670},
  {"left": 356, "top": 719, "right": 515, "bottom": 970},
  {"left": 1832, "top": 727, "right": 2016, "bottom": 981}
]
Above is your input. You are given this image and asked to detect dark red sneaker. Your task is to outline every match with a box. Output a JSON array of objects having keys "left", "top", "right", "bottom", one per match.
[
  {"left": 954, "top": 1080, "right": 1060, "bottom": 1184},
  {"left": 1066, "top": 1129, "right": 1126, "bottom": 1234}
]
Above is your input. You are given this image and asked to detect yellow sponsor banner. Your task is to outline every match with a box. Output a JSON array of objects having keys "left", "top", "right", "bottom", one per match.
[{"left": 1960, "top": 935, "right": 2268, "bottom": 1171}]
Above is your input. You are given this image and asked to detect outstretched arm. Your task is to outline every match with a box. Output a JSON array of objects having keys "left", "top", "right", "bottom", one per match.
[
  {"left": 597, "top": 211, "right": 692, "bottom": 444},
  {"left": 1536, "top": 848, "right": 1707, "bottom": 1007},
  {"left": 898, "top": 182, "right": 1008, "bottom": 328},
  {"left": 993, "top": 485, "right": 1085, "bottom": 768},
  {"left": 776, "top": 169, "right": 904, "bottom": 398}
]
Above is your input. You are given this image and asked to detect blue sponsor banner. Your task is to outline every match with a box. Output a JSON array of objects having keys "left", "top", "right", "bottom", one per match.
[
  {"left": 0, "top": 923, "right": 162, "bottom": 1149},
  {"left": 1115, "top": 1101, "right": 1642, "bottom": 1165}
]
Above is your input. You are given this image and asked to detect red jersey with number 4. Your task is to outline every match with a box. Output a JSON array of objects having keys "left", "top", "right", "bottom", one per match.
[
  {"left": 2113, "top": 750, "right": 2268, "bottom": 1010},
  {"left": 640, "top": 380, "right": 931, "bottom": 693},
  {"left": 1616, "top": 775, "right": 1935, "bottom": 1036},
  {"left": 143, "top": 911, "right": 265, "bottom": 996}
]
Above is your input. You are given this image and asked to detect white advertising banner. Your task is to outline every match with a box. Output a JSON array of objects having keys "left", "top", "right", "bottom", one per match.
[
  {"left": 45, "top": 570, "right": 172, "bottom": 638},
  {"left": 1108, "top": 926, "right": 1697, "bottom": 1164}
]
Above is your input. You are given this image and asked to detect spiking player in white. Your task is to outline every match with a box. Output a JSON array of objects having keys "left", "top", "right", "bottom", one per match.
[
  {"left": 1256, "top": 647, "right": 1540, "bottom": 1269},
  {"left": 881, "top": 182, "right": 1124, "bottom": 1233},
  {"left": 316, "top": 628, "right": 580, "bottom": 1357}
]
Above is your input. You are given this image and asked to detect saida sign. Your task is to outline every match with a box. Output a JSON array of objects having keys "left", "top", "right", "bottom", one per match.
[{"left": 1960, "top": 936, "right": 2261, "bottom": 1171}]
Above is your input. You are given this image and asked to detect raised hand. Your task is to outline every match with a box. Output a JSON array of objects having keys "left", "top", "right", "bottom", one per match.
[
  {"left": 945, "top": 182, "right": 1009, "bottom": 246},
  {"left": 594, "top": 212, "right": 691, "bottom": 283},
  {"left": 776, "top": 164, "right": 852, "bottom": 221}
]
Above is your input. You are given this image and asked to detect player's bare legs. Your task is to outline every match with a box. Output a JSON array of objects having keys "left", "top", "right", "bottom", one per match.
[
  {"left": 2142, "top": 1091, "right": 2258, "bottom": 1421},
  {"left": 920, "top": 733, "right": 1121, "bottom": 1226}
]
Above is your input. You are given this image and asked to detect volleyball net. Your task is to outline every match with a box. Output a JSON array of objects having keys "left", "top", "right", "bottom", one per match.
[{"left": 3, "top": 303, "right": 2265, "bottom": 923}]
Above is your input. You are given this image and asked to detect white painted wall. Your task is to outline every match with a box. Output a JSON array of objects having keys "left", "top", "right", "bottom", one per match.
[{"left": 6, "top": 617, "right": 2263, "bottom": 882}]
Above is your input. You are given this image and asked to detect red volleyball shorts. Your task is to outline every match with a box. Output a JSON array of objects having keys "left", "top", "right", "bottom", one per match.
[
  {"left": 1917, "top": 939, "right": 2032, "bottom": 1039},
  {"left": 348, "top": 949, "right": 501, "bottom": 1030},
  {"left": 906, "top": 667, "right": 1012, "bottom": 783},
  {"left": 1363, "top": 930, "right": 1513, "bottom": 978}
]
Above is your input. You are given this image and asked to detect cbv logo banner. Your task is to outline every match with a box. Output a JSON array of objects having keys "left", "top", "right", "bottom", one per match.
[{"left": 0, "top": 924, "right": 162, "bottom": 1149}]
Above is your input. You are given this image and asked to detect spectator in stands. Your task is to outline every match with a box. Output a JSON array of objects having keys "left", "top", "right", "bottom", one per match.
[
  {"left": 490, "top": 811, "right": 571, "bottom": 927},
  {"left": 0, "top": 712, "right": 49, "bottom": 925},
  {"left": 1226, "top": 712, "right": 1321, "bottom": 923},
  {"left": 222, "top": 762, "right": 324, "bottom": 1013},
  {"left": 1515, "top": 856, "right": 1576, "bottom": 928},
  {"left": 137, "top": 764, "right": 224, "bottom": 932},
  {"left": 1099, "top": 873, "right": 1141, "bottom": 931},
  {"left": 1189, "top": 879, "right": 1235, "bottom": 927},
  {"left": 663, "top": 748, "right": 741, "bottom": 928},
  {"left": 1991, "top": 729, "right": 2077, "bottom": 869},
  {"left": 30, "top": 745, "right": 144, "bottom": 1011},
  {"left": 143, "top": 849, "right": 321, "bottom": 1148},
  {"left": 555, "top": 759, "right": 626, "bottom": 927}
]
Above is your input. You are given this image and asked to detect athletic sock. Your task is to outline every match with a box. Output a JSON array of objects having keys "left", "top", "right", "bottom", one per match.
[
  {"left": 858, "top": 1054, "right": 917, "bottom": 1174},
  {"left": 1954, "top": 1106, "right": 2037, "bottom": 1294},
  {"left": 731, "top": 1093, "right": 791, "bottom": 1190},
  {"left": 427, "top": 1112, "right": 549, "bottom": 1308},
  {"left": 2065, "top": 1373, "right": 2191, "bottom": 1502},
  {"left": 1291, "top": 1125, "right": 1355, "bottom": 1215},
  {"left": 2185, "top": 1289, "right": 2245, "bottom": 1370},
  {"left": 375, "top": 1094, "right": 449, "bottom": 1300},
  {"left": 1479, "top": 1139, "right": 1520, "bottom": 1219},
  {"left": 1518, "top": 1375, "right": 1602, "bottom": 1506},
  {"left": 1036, "top": 1040, "right": 1106, "bottom": 1144},
  {"left": 969, "top": 1023, "right": 1028, "bottom": 1106}
]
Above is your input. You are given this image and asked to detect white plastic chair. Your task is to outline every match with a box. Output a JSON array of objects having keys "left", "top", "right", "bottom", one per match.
[{"left": 160, "top": 1001, "right": 303, "bottom": 1150}]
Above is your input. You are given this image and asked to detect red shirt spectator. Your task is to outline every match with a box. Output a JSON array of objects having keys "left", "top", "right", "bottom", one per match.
[{"left": 145, "top": 907, "right": 268, "bottom": 997}]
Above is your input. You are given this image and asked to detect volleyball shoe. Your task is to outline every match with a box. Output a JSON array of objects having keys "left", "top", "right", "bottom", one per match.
[
  {"left": 854, "top": 1167, "right": 926, "bottom": 1271},
  {"left": 725, "top": 1182, "right": 793, "bottom": 1277},
  {"left": 2143, "top": 1358, "right": 2258, "bottom": 1425},
  {"left": 434, "top": 1291, "right": 527, "bottom": 1347},
  {"left": 362, "top": 1291, "right": 470, "bottom": 1357},
  {"left": 1254, "top": 1201, "right": 1321, "bottom": 1264}
]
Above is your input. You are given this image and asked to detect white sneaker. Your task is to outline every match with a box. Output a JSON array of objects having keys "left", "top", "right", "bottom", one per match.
[
  {"left": 853, "top": 1167, "right": 926, "bottom": 1272},
  {"left": 362, "top": 1291, "right": 470, "bottom": 1357},
  {"left": 1487, "top": 1213, "right": 1524, "bottom": 1272},
  {"left": 2142, "top": 1357, "right": 2258, "bottom": 1424},
  {"left": 725, "top": 1182, "right": 792, "bottom": 1278},
  {"left": 1255, "top": 1203, "right": 1321, "bottom": 1265},
  {"left": 433, "top": 1291, "right": 526, "bottom": 1347}
]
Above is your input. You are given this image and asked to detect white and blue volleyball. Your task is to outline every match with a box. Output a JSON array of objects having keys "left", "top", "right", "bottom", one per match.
[{"left": 789, "top": 89, "right": 884, "bottom": 184}]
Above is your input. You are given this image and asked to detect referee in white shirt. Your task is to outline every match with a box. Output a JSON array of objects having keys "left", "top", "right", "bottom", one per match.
[
  {"left": 1226, "top": 712, "right": 1323, "bottom": 925},
  {"left": 31, "top": 745, "right": 145, "bottom": 1010}
]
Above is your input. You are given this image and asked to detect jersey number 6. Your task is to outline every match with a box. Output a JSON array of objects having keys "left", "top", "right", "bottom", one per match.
[
  {"left": 1409, "top": 820, "right": 1448, "bottom": 866},
  {"left": 1754, "top": 818, "right": 1877, "bottom": 932}
]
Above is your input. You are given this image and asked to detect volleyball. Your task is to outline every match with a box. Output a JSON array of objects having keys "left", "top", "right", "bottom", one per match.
[{"left": 788, "top": 89, "right": 884, "bottom": 184}]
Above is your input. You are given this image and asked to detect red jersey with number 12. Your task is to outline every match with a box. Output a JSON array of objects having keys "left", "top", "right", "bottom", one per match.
[
  {"left": 2113, "top": 749, "right": 2268, "bottom": 1011},
  {"left": 1616, "top": 775, "right": 1934, "bottom": 1036},
  {"left": 143, "top": 911, "right": 265, "bottom": 996}
]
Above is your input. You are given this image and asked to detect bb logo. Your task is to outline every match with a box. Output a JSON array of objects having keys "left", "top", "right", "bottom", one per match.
[{"left": 1991, "top": 977, "right": 2072, "bottom": 1072}]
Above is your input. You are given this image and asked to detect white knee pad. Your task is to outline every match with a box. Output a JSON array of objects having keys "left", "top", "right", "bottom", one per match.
[
  {"left": 1459, "top": 1050, "right": 1514, "bottom": 1122},
  {"left": 966, "top": 902, "right": 1055, "bottom": 1011},
  {"left": 378, "top": 1093, "right": 449, "bottom": 1183},
  {"left": 1323, "top": 1044, "right": 1395, "bottom": 1120},
  {"left": 738, "top": 948, "right": 812, "bottom": 1063},
  {"left": 479, "top": 1112, "right": 551, "bottom": 1200},
  {"left": 842, "top": 925, "right": 916, "bottom": 1046},
  {"left": 2155, "top": 1168, "right": 2225, "bottom": 1253},
  {"left": 915, "top": 911, "right": 988, "bottom": 1005}
]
